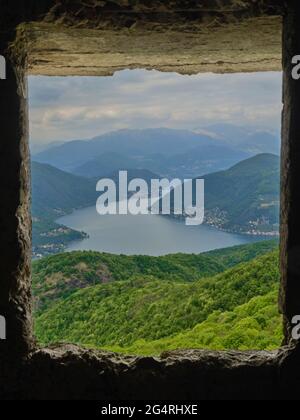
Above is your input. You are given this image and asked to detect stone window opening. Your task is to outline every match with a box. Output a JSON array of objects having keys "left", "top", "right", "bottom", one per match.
[
  {"left": 29, "top": 69, "right": 282, "bottom": 352},
  {"left": 1, "top": 1, "right": 300, "bottom": 401}
]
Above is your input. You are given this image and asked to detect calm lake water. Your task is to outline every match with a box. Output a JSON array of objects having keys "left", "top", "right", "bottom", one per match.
[{"left": 57, "top": 202, "right": 263, "bottom": 256}]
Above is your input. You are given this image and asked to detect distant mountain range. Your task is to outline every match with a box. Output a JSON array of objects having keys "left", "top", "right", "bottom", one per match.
[
  {"left": 34, "top": 127, "right": 254, "bottom": 178},
  {"left": 199, "top": 123, "right": 280, "bottom": 155},
  {"left": 33, "top": 126, "right": 280, "bottom": 179}
]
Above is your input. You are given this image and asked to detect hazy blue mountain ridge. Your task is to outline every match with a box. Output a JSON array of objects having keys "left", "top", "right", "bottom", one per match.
[{"left": 34, "top": 128, "right": 250, "bottom": 177}]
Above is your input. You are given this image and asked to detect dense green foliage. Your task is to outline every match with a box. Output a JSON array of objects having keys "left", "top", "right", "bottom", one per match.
[
  {"left": 110, "top": 287, "right": 281, "bottom": 355},
  {"left": 203, "top": 153, "right": 280, "bottom": 230},
  {"left": 205, "top": 239, "right": 278, "bottom": 267},
  {"left": 34, "top": 242, "right": 282, "bottom": 354},
  {"left": 31, "top": 161, "right": 96, "bottom": 218},
  {"left": 32, "top": 240, "right": 277, "bottom": 312},
  {"left": 167, "top": 154, "right": 280, "bottom": 234},
  {"left": 31, "top": 161, "right": 97, "bottom": 256},
  {"left": 32, "top": 219, "right": 85, "bottom": 247}
]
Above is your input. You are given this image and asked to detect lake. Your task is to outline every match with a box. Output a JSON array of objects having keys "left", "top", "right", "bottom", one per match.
[{"left": 57, "top": 202, "right": 264, "bottom": 256}]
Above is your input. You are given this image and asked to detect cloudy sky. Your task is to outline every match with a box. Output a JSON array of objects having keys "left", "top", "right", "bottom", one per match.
[{"left": 29, "top": 70, "right": 282, "bottom": 149}]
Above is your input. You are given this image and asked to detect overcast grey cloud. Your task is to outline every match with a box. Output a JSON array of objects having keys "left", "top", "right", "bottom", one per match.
[{"left": 29, "top": 70, "right": 282, "bottom": 148}]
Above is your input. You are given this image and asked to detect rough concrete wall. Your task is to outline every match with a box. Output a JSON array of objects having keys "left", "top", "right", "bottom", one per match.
[
  {"left": 280, "top": 0, "right": 300, "bottom": 344},
  {"left": 19, "top": 346, "right": 282, "bottom": 400},
  {"left": 41, "top": 0, "right": 284, "bottom": 29},
  {"left": 0, "top": 0, "right": 283, "bottom": 76},
  {"left": 0, "top": 343, "right": 298, "bottom": 400},
  {"left": 0, "top": 33, "right": 34, "bottom": 399},
  {"left": 17, "top": 0, "right": 282, "bottom": 76},
  {"left": 0, "top": 0, "right": 285, "bottom": 30},
  {"left": 23, "top": 15, "right": 281, "bottom": 76},
  {"left": 0, "top": 31, "right": 33, "bottom": 363}
]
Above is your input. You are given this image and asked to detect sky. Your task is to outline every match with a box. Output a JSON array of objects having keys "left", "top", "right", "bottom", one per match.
[{"left": 28, "top": 69, "right": 282, "bottom": 150}]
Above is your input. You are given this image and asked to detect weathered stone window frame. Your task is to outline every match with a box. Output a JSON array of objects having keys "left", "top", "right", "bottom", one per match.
[{"left": 1, "top": 1, "right": 300, "bottom": 400}]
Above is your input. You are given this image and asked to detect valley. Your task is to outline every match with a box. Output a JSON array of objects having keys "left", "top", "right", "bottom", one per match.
[
  {"left": 30, "top": 127, "right": 281, "bottom": 354},
  {"left": 31, "top": 132, "right": 280, "bottom": 258},
  {"left": 28, "top": 71, "right": 282, "bottom": 356},
  {"left": 33, "top": 240, "right": 281, "bottom": 354}
]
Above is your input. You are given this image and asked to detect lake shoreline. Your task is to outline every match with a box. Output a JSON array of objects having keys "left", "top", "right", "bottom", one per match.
[{"left": 56, "top": 204, "right": 269, "bottom": 257}]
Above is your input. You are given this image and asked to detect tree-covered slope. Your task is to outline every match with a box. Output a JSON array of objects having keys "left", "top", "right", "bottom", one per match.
[
  {"left": 166, "top": 153, "right": 279, "bottom": 235},
  {"left": 34, "top": 248, "right": 281, "bottom": 352},
  {"left": 31, "top": 161, "right": 98, "bottom": 257},
  {"left": 112, "top": 287, "right": 281, "bottom": 355},
  {"left": 203, "top": 153, "right": 280, "bottom": 233},
  {"left": 32, "top": 240, "right": 278, "bottom": 312},
  {"left": 31, "top": 161, "right": 96, "bottom": 218},
  {"left": 204, "top": 239, "right": 278, "bottom": 267}
]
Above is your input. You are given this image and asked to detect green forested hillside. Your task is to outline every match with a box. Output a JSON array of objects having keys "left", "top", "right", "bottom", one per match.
[
  {"left": 166, "top": 153, "right": 280, "bottom": 235},
  {"left": 31, "top": 161, "right": 96, "bottom": 218},
  {"left": 33, "top": 241, "right": 282, "bottom": 354},
  {"left": 203, "top": 153, "right": 280, "bottom": 233},
  {"left": 31, "top": 161, "right": 97, "bottom": 257},
  {"left": 204, "top": 239, "right": 278, "bottom": 267},
  {"left": 112, "top": 287, "right": 281, "bottom": 355},
  {"left": 32, "top": 240, "right": 277, "bottom": 312}
]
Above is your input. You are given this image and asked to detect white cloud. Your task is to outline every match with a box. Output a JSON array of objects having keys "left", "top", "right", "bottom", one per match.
[{"left": 29, "top": 69, "right": 282, "bottom": 146}]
